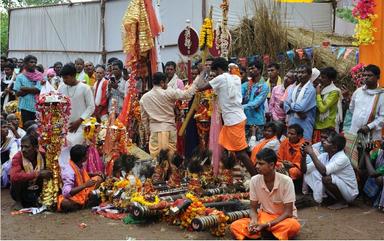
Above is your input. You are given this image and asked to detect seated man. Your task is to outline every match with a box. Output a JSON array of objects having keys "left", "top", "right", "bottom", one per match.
[
  {"left": 277, "top": 124, "right": 305, "bottom": 182},
  {"left": 6, "top": 113, "right": 26, "bottom": 140},
  {"left": 58, "top": 145, "right": 103, "bottom": 212},
  {"left": 302, "top": 133, "right": 358, "bottom": 209},
  {"left": 1, "top": 121, "right": 20, "bottom": 188},
  {"left": 250, "top": 122, "right": 280, "bottom": 164},
  {"left": 9, "top": 135, "right": 52, "bottom": 208},
  {"left": 361, "top": 140, "right": 384, "bottom": 212},
  {"left": 303, "top": 128, "right": 337, "bottom": 167},
  {"left": 230, "top": 148, "right": 301, "bottom": 240},
  {"left": 301, "top": 128, "right": 337, "bottom": 194}
]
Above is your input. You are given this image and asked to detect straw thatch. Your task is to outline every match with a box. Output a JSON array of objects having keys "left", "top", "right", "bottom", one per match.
[{"left": 229, "top": 0, "right": 357, "bottom": 86}]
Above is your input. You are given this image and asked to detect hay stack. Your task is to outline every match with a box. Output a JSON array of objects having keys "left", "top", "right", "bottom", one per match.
[
  {"left": 230, "top": 0, "right": 287, "bottom": 60},
  {"left": 229, "top": 0, "right": 357, "bottom": 85},
  {"left": 287, "top": 28, "right": 357, "bottom": 83}
]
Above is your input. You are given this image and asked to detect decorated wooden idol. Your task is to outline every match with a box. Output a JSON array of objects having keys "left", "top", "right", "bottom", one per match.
[
  {"left": 167, "top": 153, "right": 184, "bottom": 188},
  {"left": 111, "top": 154, "right": 141, "bottom": 209},
  {"left": 187, "top": 157, "right": 203, "bottom": 196},
  {"left": 152, "top": 149, "right": 170, "bottom": 183},
  {"left": 199, "top": 149, "right": 215, "bottom": 188},
  {"left": 104, "top": 99, "right": 129, "bottom": 176}
]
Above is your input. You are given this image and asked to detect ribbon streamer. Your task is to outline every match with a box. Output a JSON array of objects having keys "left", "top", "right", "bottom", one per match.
[
  {"left": 304, "top": 47, "right": 313, "bottom": 60},
  {"left": 286, "top": 50, "right": 295, "bottom": 62},
  {"left": 343, "top": 48, "right": 354, "bottom": 60},
  {"left": 337, "top": 47, "right": 346, "bottom": 59}
]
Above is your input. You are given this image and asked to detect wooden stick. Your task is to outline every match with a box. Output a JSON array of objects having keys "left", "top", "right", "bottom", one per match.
[{"left": 178, "top": 93, "right": 201, "bottom": 136}]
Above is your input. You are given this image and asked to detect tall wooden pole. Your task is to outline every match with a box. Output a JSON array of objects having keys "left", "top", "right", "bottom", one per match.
[{"left": 101, "top": 0, "right": 107, "bottom": 64}]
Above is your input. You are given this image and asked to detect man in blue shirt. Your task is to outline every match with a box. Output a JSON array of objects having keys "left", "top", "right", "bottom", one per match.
[
  {"left": 284, "top": 65, "right": 316, "bottom": 141},
  {"left": 13, "top": 55, "right": 42, "bottom": 125},
  {"left": 241, "top": 60, "right": 269, "bottom": 142}
]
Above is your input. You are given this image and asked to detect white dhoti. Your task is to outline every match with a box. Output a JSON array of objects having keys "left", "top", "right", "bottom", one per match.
[{"left": 304, "top": 164, "right": 327, "bottom": 203}]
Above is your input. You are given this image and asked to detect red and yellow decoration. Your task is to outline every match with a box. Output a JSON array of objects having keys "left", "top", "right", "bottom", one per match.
[
  {"left": 82, "top": 117, "right": 98, "bottom": 142},
  {"left": 352, "top": 0, "right": 378, "bottom": 45},
  {"left": 36, "top": 92, "right": 71, "bottom": 209}
]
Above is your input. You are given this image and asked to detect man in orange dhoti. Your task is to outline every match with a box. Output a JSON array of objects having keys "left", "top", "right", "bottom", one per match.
[
  {"left": 57, "top": 145, "right": 103, "bottom": 212},
  {"left": 230, "top": 148, "right": 301, "bottom": 240},
  {"left": 277, "top": 124, "right": 306, "bottom": 181},
  {"left": 250, "top": 122, "right": 280, "bottom": 165},
  {"left": 198, "top": 57, "right": 256, "bottom": 176}
]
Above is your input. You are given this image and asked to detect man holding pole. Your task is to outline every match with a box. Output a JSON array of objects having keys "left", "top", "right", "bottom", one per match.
[{"left": 198, "top": 57, "right": 257, "bottom": 176}]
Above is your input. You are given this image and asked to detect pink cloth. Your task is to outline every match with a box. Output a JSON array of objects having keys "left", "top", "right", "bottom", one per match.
[
  {"left": 209, "top": 99, "right": 223, "bottom": 175},
  {"left": 23, "top": 70, "right": 44, "bottom": 82},
  {"left": 46, "top": 68, "right": 56, "bottom": 77},
  {"left": 85, "top": 146, "right": 104, "bottom": 174},
  {"left": 269, "top": 85, "right": 286, "bottom": 121}
]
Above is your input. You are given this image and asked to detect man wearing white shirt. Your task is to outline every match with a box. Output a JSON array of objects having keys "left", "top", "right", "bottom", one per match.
[
  {"left": 303, "top": 133, "right": 358, "bottom": 209},
  {"left": 58, "top": 63, "right": 95, "bottom": 146},
  {"left": 349, "top": 64, "right": 384, "bottom": 141},
  {"left": 198, "top": 57, "right": 256, "bottom": 176},
  {"left": 140, "top": 72, "right": 196, "bottom": 158}
]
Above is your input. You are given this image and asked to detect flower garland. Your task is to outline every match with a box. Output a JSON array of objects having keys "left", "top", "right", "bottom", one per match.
[
  {"left": 82, "top": 117, "right": 98, "bottom": 142},
  {"left": 36, "top": 92, "right": 71, "bottom": 208},
  {"left": 199, "top": 18, "right": 214, "bottom": 50},
  {"left": 131, "top": 192, "right": 160, "bottom": 207},
  {"left": 352, "top": 0, "right": 378, "bottom": 45},
  {"left": 180, "top": 200, "right": 206, "bottom": 230},
  {"left": 351, "top": 63, "right": 366, "bottom": 87},
  {"left": 209, "top": 210, "right": 229, "bottom": 237},
  {"left": 219, "top": 0, "right": 230, "bottom": 59}
]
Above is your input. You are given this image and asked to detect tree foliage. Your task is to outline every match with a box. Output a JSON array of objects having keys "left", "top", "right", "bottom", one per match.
[{"left": 1, "top": 0, "right": 64, "bottom": 55}]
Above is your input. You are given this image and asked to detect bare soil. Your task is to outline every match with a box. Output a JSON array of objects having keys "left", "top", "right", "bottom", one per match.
[{"left": 1, "top": 189, "right": 383, "bottom": 240}]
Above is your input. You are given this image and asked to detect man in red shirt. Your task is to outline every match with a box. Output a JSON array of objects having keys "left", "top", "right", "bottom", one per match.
[{"left": 10, "top": 135, "right": 52, "bottom": 208}]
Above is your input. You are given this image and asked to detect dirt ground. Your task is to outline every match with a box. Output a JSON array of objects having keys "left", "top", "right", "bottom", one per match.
[{"left": 1, "top": 189, "right": 383, "bottom": 240}]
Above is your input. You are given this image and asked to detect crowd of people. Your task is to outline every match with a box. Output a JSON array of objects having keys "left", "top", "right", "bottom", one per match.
[{"left": 1, "top": 53, "right": 383, "bottom": 240}]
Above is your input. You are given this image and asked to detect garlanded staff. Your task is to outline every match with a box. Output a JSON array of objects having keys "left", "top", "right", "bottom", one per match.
[{"left": 36, "top": 92, "right": 71, "bottom": 209}]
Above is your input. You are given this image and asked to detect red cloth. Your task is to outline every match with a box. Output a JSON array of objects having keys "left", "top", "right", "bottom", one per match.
[
  {"left": 9, "top": 152, "right": 38, "bottom": 183},
  {"left": 94, "top": 79, "right": 109, "bottom": 117}
]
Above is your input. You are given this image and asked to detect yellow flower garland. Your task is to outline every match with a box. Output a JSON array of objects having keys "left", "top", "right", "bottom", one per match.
[
  {"left": 353, "top": 14, "right": 377, "bottom": 46},
  {"left": 199, "top": 18, "right": 214, "bottom": 50},
  {"left": 130, "top": 192, "right": 160, "bottom": 206},
  {"left": 82, "top": 117, "right": 98, "bottom": 141}
]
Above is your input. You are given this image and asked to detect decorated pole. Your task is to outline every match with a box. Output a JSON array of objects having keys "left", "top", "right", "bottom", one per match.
[
  {"left": 357, "top": 0, "right": 383, "bottom": 86},
  {"left": 177, "top": 19, "right": 200, "bottom": 136},
  {"left": 36, "top": 93, "right": 71, "bottom": 209},
  {"left": 219, "top": 0, "right": 230, "bottom": 59}
]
